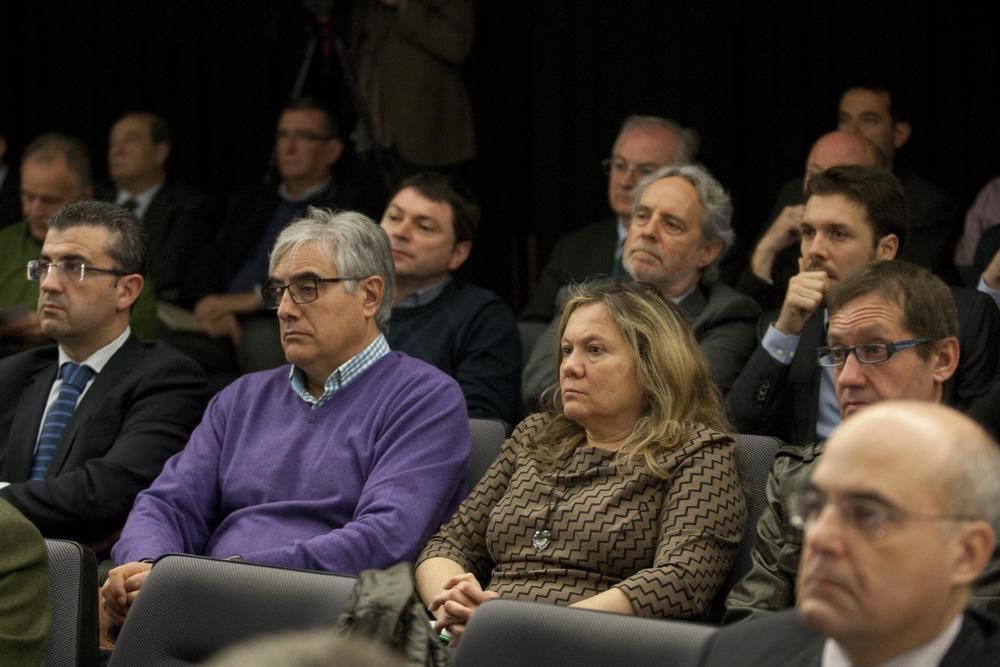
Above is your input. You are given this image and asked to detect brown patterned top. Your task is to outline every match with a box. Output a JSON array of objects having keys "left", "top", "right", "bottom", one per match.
[{"left": 417, "top": 413, "right": 747, "bottom": 618}]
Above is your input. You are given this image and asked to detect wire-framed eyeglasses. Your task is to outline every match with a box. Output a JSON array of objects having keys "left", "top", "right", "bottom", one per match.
[
  {"left": 261, "top": 276, "right": 366, "bottom": 309},
  {"left": 27, "top": 259, "right": 129, "bottom": 283},
  {"left": 787, "top": 487, "right": 975, "bottom": 541},
  {"left": 815, "top": 338, "right": 930, "bottom": 367}
]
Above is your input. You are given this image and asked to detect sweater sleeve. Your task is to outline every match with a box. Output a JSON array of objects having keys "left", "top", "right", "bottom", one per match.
[
  {"left": 452, "top": 295, "right": 521, "bottom": 425},
  {"left": 239, "top": 371, "right": 471, "bottom": 574},
  {"left": 613, "top": 431, "right": 746, "bottom": 618},
  {"left": 416, "top": 414, "right": 531, "bottom": 584},
  {"left": 111, "top": 391, "right": 227, "bottom": 564}
]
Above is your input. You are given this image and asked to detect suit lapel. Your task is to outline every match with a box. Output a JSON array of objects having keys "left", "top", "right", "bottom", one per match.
[
  {"left": 48, "top": 335, "right": 141, "bottom": 475},
  {"left": 6, "top": 358, "right": 59, "bottom": 480}
]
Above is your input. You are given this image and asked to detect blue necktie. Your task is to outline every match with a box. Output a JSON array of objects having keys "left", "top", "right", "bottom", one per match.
[{"left": 30, "top": 362, "right": 95, "bottom": 480}]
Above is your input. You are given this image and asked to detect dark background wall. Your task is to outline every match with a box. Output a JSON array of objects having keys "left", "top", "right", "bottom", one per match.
[{"left": 3, "top": 1, "right": 997, "bottom": 308}]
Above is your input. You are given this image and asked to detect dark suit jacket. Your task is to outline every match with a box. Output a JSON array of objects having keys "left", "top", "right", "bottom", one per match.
[
  {"left": 699, "top": 608, "right": 1000, "bottom": 667},
  {"left": 0, "top": 334, "right": 207, "bottom": 544},
  {"left": 97, "top": 177, "right": 218, "bottom": 306},
  {"left": 184, "top": 177, "right": 372, "bottom": 304},
  {"left": 521, "top": 281, "right": 760, "bottom": 410},
  {"left": 520, "top": 218, "right": 619, "bottom": 322},
  {"left": 728, "top": 287, "right": 1000, "bottom": 444}
]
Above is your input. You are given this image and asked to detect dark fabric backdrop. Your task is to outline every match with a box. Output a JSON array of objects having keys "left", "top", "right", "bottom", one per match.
[{"left": 2, "top": 1, "right": 997, "bottom": 307}]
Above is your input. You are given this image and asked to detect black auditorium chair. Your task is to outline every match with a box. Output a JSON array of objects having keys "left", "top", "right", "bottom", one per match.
[
  {"left": 468, "top": 417, "right": 511, "bottom": 486},
  {"left": 108, "top": 554, "right": 356, "bottom": 667},
  {"left": 44, "top": 539, "right": 99, "bottom": 667},
  {"left": 707, "top": 433, "right": 784, "bottom": 620},
  {"left": 452, "top": 598, "right": 717, "bottom": 667}
]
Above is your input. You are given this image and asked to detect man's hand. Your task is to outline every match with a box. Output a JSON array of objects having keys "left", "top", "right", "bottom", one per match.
[
  {"left": 0, "top": 311, "right": 48, "bottom": 345},
  {"left": 984, "top": 247, "right": 1000, "bottom": 291},
  {"left": 100, "top": 561, "right": 153, "bottom": 627},
  {"left": 774, "top": 256, "right": 830, "bottom": 336},
  {"left": 202, "top": 312, "right": 242, "bottom": 346},
  {"left": 427, "top": 572, "right": 499, "bottom": 645},
  {"left": 750, "top": 205, "right": 805, "bottom": 283},
  {"left": 193, "top": 292, "right": 260, "bottom": 325}
]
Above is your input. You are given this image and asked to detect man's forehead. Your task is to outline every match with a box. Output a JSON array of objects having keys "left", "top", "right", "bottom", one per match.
[
  {"left": 114, "top": 115, "right": 152, "bottom": 138},
  {"left": 840, "top": 88, "right": 892, "bottom": 116},
  {"left": 828, "top": 294, "right": 905, "bottom": 339},
  {"left": 803, "top": 193, "right": 870, "bottom": 229},
  {"left": 272, "top": 242, "right": 336, "bottom": 278},
  {"left": 278, "top": 109, "right": 326, "bottom": 131},
  {"left": 390, "top": 187, "right": 453, "bottom": 225},
  {"left": 613, "top": 126, "right": 680, "bottom": 162},
  {"left": 41, "top": 225, "right": 111, "bottom": 259}
]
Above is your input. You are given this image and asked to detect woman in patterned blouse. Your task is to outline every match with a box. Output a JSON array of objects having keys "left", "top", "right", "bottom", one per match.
[{"left": 415, "top": 280, "right": 746, "bottom": 643}]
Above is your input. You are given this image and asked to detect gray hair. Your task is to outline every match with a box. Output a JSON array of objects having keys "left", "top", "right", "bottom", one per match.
[
  {"left": 618, "top": 115, "right": 699, "bottom": 162},
  {"left": 269, "top": 208, "right": 395, "bottom": 332},
  {"left": 945, "top": 432, "right": 1000, "bottom": 535},
  {"left": 49, "top": 200, "right": 146, "bottom": 276},
  {"left": 630, "top": 163, "right": 735, "bottom": 282}
]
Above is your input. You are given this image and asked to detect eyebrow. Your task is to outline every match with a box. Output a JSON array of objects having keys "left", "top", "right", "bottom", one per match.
[
  {"left": 807, "top": 484, "right": 896, "bottom": 507},
  {"left": 269, "top": 270, "right": 323, "bottom": 283},
  {"left": 40, "top": 252, "right": 89, "bottom": 263}
]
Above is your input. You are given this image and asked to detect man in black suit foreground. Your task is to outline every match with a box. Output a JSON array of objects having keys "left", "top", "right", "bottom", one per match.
[
  {"left": 701, "top": 401, "right": 1000, "bottom": 666},
  {"left": 0, "top": 201, "right": 206, "bottom": 553}
]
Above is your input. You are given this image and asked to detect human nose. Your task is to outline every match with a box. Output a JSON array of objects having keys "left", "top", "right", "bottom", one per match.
[
  {"left": 560, "top": 348, "right": 584, "bottom": 378},
  {"left": 803, "top": 500, "right": 849, "bottom": 556},
  {"left": 275, "top": 287, "right": 300, "bottom": 318},
  {"left": 834, "top": 350, "right": 867, "bottom": 388},
  {"left": 39, "top": 264, "right": 64, "bottom": 293}
]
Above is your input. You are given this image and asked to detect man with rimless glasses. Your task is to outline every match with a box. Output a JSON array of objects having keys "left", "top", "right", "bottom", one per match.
[
  {"left": 702, "top": 402, "right": 1000, "bottom": 666},
  {"left": 0, "top": 200, "right": 206, "bottom": 551},
  {"left": 104, "top": 208, "right": 470, "bottom": 635},
  {"left": 726, "top": 260, "right": 1000, "bottom": 623}
]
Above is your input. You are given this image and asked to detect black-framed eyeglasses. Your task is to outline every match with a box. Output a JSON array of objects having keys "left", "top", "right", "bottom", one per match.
[
  {"left": 816, "top": 338, "right": 930, "bottom": 367},
  {"left": 601, "top": 158, "right": 661, "bottom": 180},
  {"left": 27, "top": 259, "right": 129, "bottom": 283},
  {"left": 787, "top": 487, "right": 975, "bottom": 541},
  {"left": 261, "top": 276, "right": 366, "bottom": 309},
  {"left": 275, "top": 129, "right": 332, "bottom": 143}
]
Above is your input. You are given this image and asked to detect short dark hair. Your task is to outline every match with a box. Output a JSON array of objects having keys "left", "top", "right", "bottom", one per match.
[
  {"left": 840, "top": 76, "right": 910, "bottom": 124},
  {"left": 282, "top": 97, "right": 340, "bottom": 139},
  {"left": 805, "top": 165, "right": 909, "bottom": 253},
  {"left": 22, "top": 132, "right": 93, "bottom": 189},
  {"left": 48, "top": 200, "right": 146, "bottom": 276},
  {"left": 396, "top": 172, "right": 479, "bottom": 245},
  {"left": 827, "top": 260, "right": 957, "bottom": 360}
]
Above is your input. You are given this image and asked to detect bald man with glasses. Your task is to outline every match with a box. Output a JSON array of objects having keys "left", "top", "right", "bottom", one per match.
[{"left": 725, "top": 260, "right": 1000, "bottom": 623}]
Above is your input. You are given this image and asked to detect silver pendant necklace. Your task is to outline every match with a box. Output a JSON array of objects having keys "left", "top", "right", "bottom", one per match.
[{"left": 532, "top": 472, "right": 562, "bottom": 551}]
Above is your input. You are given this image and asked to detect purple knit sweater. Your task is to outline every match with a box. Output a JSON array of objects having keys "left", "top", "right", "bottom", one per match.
[{"left": 112, "top": 352, "right": 470, "bottom": 575}]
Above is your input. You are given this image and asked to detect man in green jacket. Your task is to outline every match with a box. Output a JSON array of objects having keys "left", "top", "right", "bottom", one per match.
[{"left": 0, "top": 498, "right": 49, "bottom": 665}]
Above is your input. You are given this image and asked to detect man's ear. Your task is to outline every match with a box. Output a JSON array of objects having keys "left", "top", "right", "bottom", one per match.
[
  {"left": 875, "top": 234, "right": 899, "bottom": 260},
  {"left": 893, "top": 121, "right": 912, "bottom": 150},
  {"left": 697, "top": 238, "right": 724, "bottom": 269},
  {"left": 360, "top": 275, "right": 385, "bottom": 317},
  {"left": 324, "top": 138, "right": 345, "bottom": 167},
  {"left": 448, "top": 241, "right": 472, "bottom": 272},
  {"left": 153, "top": 142, "right": 170, "bottom": 168},
  {"left": 116, "top": 274, "right": 144, "bottom": 312},
  {"left": 949, "top": 522, "right": 995, "bottom": 586},
  {"left": 931, "top": 336, "right": 960, "bottom": 384}
]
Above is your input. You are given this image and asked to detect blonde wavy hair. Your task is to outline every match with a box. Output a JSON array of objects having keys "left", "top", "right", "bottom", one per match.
[{"left": 537, "top": 279, "right": 729, "bottom": 478}]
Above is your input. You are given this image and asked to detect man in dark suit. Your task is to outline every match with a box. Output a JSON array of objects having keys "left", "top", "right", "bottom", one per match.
[
  {"left": 727, "top": 166, "right": 999, "bottom": 445},
  {"left": 522, "top": 163, "right": 760, "bottom": 409},
  {"left": 519, "top": 115, "right": 697, "bottom": 322},
  {"left": 96, "top": 112, "right": 216, "bottom": 306},
  {"left": 0, "top": 201, "right": 206, "bottom": 553},
  {"left": 169, "top": 98, "right": 374, "bottom": 384},
  {"left": 702, "top": 402, "right": 1000, "bottom": 666}
]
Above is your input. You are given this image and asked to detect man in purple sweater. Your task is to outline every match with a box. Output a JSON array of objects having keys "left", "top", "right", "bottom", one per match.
[{"left": 101, "top": 208, "right": 471, "bottom": 629}]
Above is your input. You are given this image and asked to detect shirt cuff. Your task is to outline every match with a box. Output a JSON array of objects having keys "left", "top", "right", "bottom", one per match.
[
  {"left": 978, "top": 276, "right": 1000, "bottom": 308},
  {"left": 0, "top": 482, "right": 9, "bottom": 489},
  {"left": 762, "top": 323, "right": 799, "bottom": 366}
]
